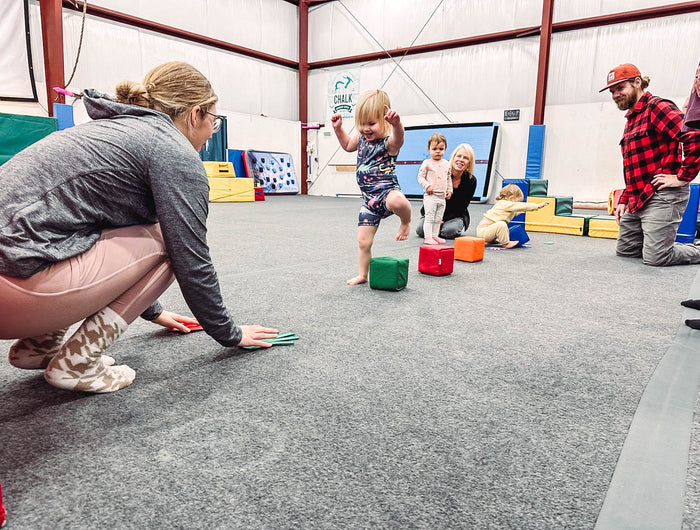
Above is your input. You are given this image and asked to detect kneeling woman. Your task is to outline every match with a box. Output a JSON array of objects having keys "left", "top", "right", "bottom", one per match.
[{"left": 0, "top": 61, "right": 277, "bottom": 393}]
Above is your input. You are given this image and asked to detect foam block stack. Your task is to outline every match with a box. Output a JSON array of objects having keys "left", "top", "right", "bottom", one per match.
[
  {"left": 203, "top": 161, "right": 254, "bottom": 202},
  {"left": 524, "top": 197, "right": 588, "bottom": 236}
]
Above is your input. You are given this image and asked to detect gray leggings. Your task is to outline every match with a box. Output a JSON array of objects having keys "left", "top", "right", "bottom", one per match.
[
  {"left": 0, "top": 224, "right": 174, "bottom": 339},
  {"left": 416, "top": 216, "right": 467, "bottom": 239}
]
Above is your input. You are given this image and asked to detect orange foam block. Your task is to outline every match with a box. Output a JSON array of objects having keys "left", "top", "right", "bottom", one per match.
[{"left": 454, "top": 236, "right": 485, "bottom": 262}]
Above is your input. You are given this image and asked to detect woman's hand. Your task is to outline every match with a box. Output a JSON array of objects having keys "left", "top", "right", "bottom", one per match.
[
  {"left": 151, "top": 310, "right": 199, "bottom": 332},
  {"left": 425, "top": 185, "right": 434, "bottom": 195},
  {"left": 446, "top": 191, "right": 452, "bottom": 200},
  {"left": 237, "top": 325, "right": 279, "bottom": 348}
]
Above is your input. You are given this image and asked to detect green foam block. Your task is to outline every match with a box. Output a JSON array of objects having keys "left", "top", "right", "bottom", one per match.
[
  {"left": 554, "top": 196, "right": 573, "bottom": 216},
  {"left": 369, "top": 256, "right": 409, "bottom": 291},
  {"left": 527, "top": 179, "right": 548, "bottom": 196}
]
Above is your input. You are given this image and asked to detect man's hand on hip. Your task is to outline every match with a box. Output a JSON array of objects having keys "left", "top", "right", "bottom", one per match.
[{"left": 652, "top": 173, "right": 685, "bottom": 190}]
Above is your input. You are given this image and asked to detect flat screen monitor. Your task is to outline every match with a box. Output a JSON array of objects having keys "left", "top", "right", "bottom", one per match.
[{"left": 395, "top": 122, "right": 500, "bottom": 202}]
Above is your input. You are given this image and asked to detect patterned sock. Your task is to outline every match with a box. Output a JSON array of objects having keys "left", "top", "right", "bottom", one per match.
[
  {"left": 681, "top": 299, "right": 700, "bottom": 310},
  {"left": 9, "top": 328, "right": 69, "bottom": 369},
  {"left": 44, "top": 307, "right": 135, "bottom": 393}
]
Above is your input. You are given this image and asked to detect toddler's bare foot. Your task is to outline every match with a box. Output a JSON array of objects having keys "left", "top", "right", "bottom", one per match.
[
  {"left": 396, "top": 222, "right": 410, "bottom": 241},
  {"left": 347, "top": 275, "right": 368, "bottom": 285},
  {"left": 504, "top": 241, "right": 519, "bottom": 249}
]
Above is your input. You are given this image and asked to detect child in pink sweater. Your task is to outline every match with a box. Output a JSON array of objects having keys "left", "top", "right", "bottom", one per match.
[{"left": 417, "top": 133, "right": 453, "bottom": 244}]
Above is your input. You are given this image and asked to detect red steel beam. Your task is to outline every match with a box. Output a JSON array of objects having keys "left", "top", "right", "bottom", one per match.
[
  {"left": 40, "top": 0, "right": 65, "bottom": 112},
  {"left": 534, "top": 0, "right": 554, "bottom": 125},
  {"left": 299, "top": 1, "right": 309, "bottom": 194},
  {"left": 61, "top": 0, "right": 298, "bottom": 70}
]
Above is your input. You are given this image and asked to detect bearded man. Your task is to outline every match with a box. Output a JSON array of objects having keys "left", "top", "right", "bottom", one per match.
[{"left": 601, "top": 63, "right": 700, "bottom": 266}]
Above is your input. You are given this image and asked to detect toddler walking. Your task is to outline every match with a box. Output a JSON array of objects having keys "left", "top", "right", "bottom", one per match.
[
  {"left": 476, "top": 184, "right": 548, "bottom": 248},
  {"left": 331, "top": 89, "right": 412, "bottom": 285},
  {"left": 417, "top": 133, "right": 453, "bottom": 244}
]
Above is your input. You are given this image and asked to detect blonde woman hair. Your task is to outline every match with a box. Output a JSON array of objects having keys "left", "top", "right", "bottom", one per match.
[
  {"left": 497, "top": 184, "right": 524, "bottom": 201},
  {"left": 115, "top": 61, "right": 218, "bottom": 122},
  {"left": 354, "top": 89, "right": 391, "bottom": 138},
  {"left": 428, "top": 133, "right": 447, "bottom": 149},
  {"left": 449, "top": 143, "right": 475, "bottom": 175}
]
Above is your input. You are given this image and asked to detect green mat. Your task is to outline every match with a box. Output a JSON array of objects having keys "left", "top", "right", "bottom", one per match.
[{"left": 0, "top": 112, "right": 57, "bottom": 166}]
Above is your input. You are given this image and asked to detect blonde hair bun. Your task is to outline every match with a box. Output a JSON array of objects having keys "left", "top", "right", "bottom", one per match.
[{"left": 115, "top": 80, "right": 150, "bottom": 107}]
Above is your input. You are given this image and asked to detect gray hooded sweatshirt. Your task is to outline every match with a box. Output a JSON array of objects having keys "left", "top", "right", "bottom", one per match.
[{"left": 0, "top": 89, "right": 242, "bottom": 346}]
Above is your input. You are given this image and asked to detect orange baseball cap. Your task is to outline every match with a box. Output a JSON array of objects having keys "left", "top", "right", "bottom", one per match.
[{"left": 599, "top": 63, "right": 642, "bottom": 92}]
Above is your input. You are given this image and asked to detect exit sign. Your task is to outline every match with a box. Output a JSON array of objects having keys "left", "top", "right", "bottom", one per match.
[{"left": 504, "top": 109, "right": 520, "bottom": 121}]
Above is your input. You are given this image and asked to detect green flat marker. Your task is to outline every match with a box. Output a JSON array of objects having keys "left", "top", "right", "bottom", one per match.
[{"left": 242, "top": 332, "right": 299, "bottom": 350}]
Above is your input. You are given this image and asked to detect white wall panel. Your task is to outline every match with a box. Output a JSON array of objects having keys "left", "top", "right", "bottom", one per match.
[
  {"left": 60, "top": 10, "right": 298, "bottom": 121},
  {"left": 541, "top": 13, "right": 700, "bottom": 202},
  {"left": 89, "top": 0, "right": 298, "bottom": 61},
  {"left": 554, "top": 0, "right": 695, "bottom": 22},
  {"left": 309, "top": 0, "right": 542, "bottom": 62},
  {"left": 547, "top": 13, "right": 700, "bottom": 105}
]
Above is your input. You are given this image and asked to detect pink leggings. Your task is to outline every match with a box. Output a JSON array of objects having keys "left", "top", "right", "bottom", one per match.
[{"left": 0, "top": 224, "right": 174, "bottom": 339}]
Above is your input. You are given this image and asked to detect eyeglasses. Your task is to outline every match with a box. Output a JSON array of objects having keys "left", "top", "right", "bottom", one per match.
[{"left": 205, "top": 110, "right": 225, "bottom": 133}]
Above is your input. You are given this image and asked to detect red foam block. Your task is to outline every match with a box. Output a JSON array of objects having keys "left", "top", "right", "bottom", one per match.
[{"left": 418, "top": 244, "right": 454, "bottom": 276}]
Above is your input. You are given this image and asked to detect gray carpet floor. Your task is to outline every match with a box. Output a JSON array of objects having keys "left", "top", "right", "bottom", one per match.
[{"left": 1, "top": 195, "right": 700, "bottom": 529}]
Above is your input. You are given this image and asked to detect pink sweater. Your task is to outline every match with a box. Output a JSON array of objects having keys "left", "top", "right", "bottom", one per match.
[{"left": 417, "top": 158, "right": 452, "bottom": 198}]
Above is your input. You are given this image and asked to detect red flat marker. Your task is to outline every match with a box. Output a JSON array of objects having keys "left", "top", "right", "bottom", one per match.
[{"left": 169, "top": 322, "right": 204, "bottom": 332}]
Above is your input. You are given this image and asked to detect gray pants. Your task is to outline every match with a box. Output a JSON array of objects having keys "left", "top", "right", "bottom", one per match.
[
  {"left": 616, "top": 186, "right": 700, "bottom": 266},
  {"left": 416, "top": 216, "right": 466, "bottom": 239}
]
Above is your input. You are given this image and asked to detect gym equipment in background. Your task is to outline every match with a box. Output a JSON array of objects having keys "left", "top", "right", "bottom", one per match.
[{"left": 242, "top": 150, "right": 299, "bottom": 194}]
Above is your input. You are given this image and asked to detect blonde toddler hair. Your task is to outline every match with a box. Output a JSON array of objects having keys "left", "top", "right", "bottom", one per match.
[
  {"left": 497, "top": 184, "right": 524, "bottom": 201},
  {"left": 354, "top": 89, "right": 391, "bottom": 138},
  {"left": 115, "top": 61, "right": 218, "bottom": 121}
]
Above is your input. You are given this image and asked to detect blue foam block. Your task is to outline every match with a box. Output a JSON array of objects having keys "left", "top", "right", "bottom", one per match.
[
  {"left": 509, "top": 223, "right": 530, "bottom": 247},
  {"left": 227, "top": 149, "right": 246, "bottom": 179},
  {"left": 525, "top": 124, "right": 545, "bottom": 180},
  {"left": 53, "top": 103, "right": 74, "bottom": 130},
  {"left": 676, "top": 183, "right": 700, "bottom": 243}
]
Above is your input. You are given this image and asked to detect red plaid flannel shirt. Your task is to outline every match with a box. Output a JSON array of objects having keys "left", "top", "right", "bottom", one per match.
[{"left": 619, "top": 91, "right": 700, "bottom": 213}]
